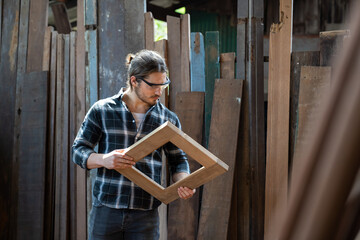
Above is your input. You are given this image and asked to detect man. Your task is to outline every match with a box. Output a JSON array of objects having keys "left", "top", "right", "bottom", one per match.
[{"left": 72, "top": 50, "right": 195, "bottom": 239}]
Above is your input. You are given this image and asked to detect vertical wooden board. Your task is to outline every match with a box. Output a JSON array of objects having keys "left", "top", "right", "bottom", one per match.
[
  {"left": 17, "top": 71, "right": 48, "bottom": 240},
  {"left": 220, "top": 53, "right": 236, "bottom": 79},
  {"left": 76, "top": 0, "right": 87, "bottom": 238},
  {"left": 0, "top": 0, "right": 20, "bottom": 238},
  {"left": 190, "top": 32, "right": 205, "bottom": 92},
  {"left": 86, "top": 30, "right": 98, "bottom": 106},
  {"left": 44, "top": 29, "right": 58, "bottom": 240},
  {"left": 168, "top": 92, "right": 204, "bottom": 240},
  {"left": 98, "top": 0, "right": 125, "bottom": 98},
  {"left": 265, "top": 0, "right": 293, "bottom": 236},
  {"left": 320, "top": 30, "right": 350, "bottom": 66},
  {"left": 85, "top": 0, "right": 97, "bottom": 26},
  {"left": 293, "top": 66, "right": 331, "bottom": 178},
  {"left": 289, "top": 51, "right": 319, "bottom": 175},
  {"left": 0, "top": 0, "right": 2, "bottom": 49},
  {"left": 69, "top": 31, "right": 77, "bottom": 240},
  {"left": 154, "top": 39, "right": 169, "bottom": 107},
  {"left": 180, "top": 14, "right": 191, "bottom": 92},
  {"left": 167, "top": 15, "right": 181, "bottom": 111},
  {"left": 27, "top": 0, "right": 48, "bottom": 72},
  {"left": 204, "top": 31, "right": 220, "bottom": 147},
  {"left": 197, "top": 79, "right": 243, "bottom": 240},
  {"left": 145, "top": 12, "right": 155, "bottom": 50},
  {"left": 42, "top": 27, "right": 54, "bottom": 71},
  {"left": 54, "top": 33, "right": 64, "bottom": 240}
]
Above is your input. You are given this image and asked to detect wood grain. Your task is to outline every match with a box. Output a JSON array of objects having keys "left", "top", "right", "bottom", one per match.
[
  {"left": 180, "top": 14, "right": 191, "bottom": 92},
  {"left": 198, "top": 79, "right": 243, "bottom": 240},
  {"left": 190, "top": 32, "right": 205, "bottom": 92}
]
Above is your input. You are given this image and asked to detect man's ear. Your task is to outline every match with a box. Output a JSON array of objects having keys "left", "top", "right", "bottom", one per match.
[{"left": 130, "top": 76, "right": 137, "bottom": 88}]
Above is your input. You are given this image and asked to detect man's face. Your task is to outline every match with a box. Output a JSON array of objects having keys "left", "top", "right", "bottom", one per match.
[{"left": 133, "top": 72, "right": 167, "bottom": 106}]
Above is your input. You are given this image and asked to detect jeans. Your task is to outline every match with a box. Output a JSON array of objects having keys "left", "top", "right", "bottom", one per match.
[{"left": 88, "top": 205, "right": 159, "bottom": 240}]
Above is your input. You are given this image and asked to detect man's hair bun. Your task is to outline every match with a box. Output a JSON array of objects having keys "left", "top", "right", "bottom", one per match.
[{"left": 126, "top": 53, "right": 135, "bottom": 66}]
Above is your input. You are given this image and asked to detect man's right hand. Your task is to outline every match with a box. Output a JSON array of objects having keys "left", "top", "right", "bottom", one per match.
[{"left": 87, "top": 150, "right": 135, "bottom": 170}]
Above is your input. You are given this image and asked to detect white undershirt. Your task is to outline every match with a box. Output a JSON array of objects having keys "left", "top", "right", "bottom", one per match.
[{"left": 132, "top": 112, "right": 146, "bottom": 129}]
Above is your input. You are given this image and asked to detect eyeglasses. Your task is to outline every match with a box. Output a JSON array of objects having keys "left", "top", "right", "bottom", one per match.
[{"left": 137, "top": 76, "right": 171, "bottom": 90}]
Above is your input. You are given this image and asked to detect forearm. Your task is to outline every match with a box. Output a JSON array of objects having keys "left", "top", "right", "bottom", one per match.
[
  {"left": 87, "top": 153, "right": 105, "bottom": 169},
  {"left": 172, "top": 172, "right": 190, "bottom": 183}
]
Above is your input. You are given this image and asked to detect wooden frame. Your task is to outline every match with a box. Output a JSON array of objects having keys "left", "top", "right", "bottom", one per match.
[{"left": 117, "top": 121, "right": 229, "bottom": 204}]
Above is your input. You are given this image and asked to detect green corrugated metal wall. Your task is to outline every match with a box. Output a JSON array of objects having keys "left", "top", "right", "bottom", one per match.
[{"left": 189, "top": 10, "right": 237, "bottom": 54}]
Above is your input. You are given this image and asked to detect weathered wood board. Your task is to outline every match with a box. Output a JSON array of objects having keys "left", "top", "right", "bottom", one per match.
[
  {"left": 197, "top": 79, "right": 243, "bottom": 240},
  {"left": 180, "top": 14, "right": 191, "bottom": 93},
  {"left": 190, "top": 32, "right": 205, "bottom": 92},
  {"left": 168, "top": 92, "right": 204, "bottom": 240}
]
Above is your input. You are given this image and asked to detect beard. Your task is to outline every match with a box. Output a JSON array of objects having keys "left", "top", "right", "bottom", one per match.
[{"left": 134, "top": 85, "right": 160, "bottom": 106}]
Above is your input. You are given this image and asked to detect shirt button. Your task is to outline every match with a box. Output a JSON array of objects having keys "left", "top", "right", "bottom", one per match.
[{"left": 132, "top": 120, "right": 135, "bottom": 123}]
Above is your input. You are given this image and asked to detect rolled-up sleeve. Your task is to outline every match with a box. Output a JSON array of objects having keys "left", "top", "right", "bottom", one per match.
[
  {"left": 72, "top": 104, "right": 102, "bottom": 170},
  {"left": 164, "top": 117, "right": 190, "bottom": 175}
]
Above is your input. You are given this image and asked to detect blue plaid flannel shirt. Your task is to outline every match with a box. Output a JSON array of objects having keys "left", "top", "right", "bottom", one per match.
[{"left": 72, "top": 90, "right": 190, "bottom": 210}]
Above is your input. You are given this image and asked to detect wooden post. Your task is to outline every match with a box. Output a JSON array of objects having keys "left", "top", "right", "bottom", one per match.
[
  {"left": 145, "top": 12, "right": 155, "bottom": 50},
  {"left": 76, "top": 0, "right": 87, "bottom": 238},
  {"left": 180, "top": 14, "right": 191, "bottom": 93},
  {"left": 265, "top": 0, "right": 293, "bottom": 239},
  {"left": 98, "top": 0, "right": 145, "bottom": 98}
]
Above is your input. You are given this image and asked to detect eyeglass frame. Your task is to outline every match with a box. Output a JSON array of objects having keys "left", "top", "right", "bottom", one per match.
[{"left": 136, "top": 76, "right": 171, "bottom": 90}]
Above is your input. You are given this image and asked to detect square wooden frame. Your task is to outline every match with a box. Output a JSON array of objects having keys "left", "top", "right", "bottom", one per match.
[{"left": 117, "top": 121, "right": 229, "bottom": 204}]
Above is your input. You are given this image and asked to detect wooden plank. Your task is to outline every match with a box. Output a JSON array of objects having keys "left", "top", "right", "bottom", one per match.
[
  {"left": 69, "top": 31, "right": 77, "bottom": 240},
  {"left": 204, "top": 31, "right": 220, "bottom": 147},
  {"left": 0, "top": 1, "right": 2, "bottom": 49},
  {"left": 167, "top": 15, "right": 181, "bottom": 111},
  {"left": 54, "top": 33, "right": 65, "bottom": 239},
  {"left": 98, "top": 0, "right": 125, "bottom": 97},
  {"left": 85, "top": 0, "right": 97, "bottom": 26},
  {"left": 144, "top": 12, "right": 155, "bottom": 50},
  {"left": 27, "top": 0, "right": 48, "bottom": 72},
  {"left": 180, "top": 14, "right": 191, "bottom": 92},
  {"left": 0, "top": 0, "right": 21, "bottom": 238},
  {"left": 76, "top": 0, "right": 87, "bottom": 238},
  {"left": 17, "top": 71, "right": 48, "bottom": 239},
  {"left": 51, "top": 2, "right": 71, "bottom": 34},
  {"left": 42, "top": 27, "right": 54, "bottom": 71},
  {"left": 197, "top": 79, "right": 243, "bottom": 240},
  {"left": 264, "top": 0, "right": 293, "bottom": 238},
  {"left": 190, "top": 32, "right": 205, "bottom": 92},
  {"left": 289, "top": 51, "right": 320, "bottom": 177},
  {"left": 118, "top": 121, "right": 228, "bottom": 204},
  {"left": 220, "top": 53, "right": 236, "bottom": 79},
  {"left": 44, "top": 29, "right": 57, "bottom": 240},
  {"left": 320, "top": 30, "right": 350, "bottom": 66},
  {"left": 279, "top": 4, "right": 360, "bottom": 238},
  {"left": 154, "top": 39, "right": 169, "bottom": 107},
  {"left": 293, "top": 66, "right": 331, "bottom": 179},
  {"left": 168, "top": 92, "right": 204, "bottom": 240},
  {"left": 86, "top": 30, "right": 98, "bottom": 106}
]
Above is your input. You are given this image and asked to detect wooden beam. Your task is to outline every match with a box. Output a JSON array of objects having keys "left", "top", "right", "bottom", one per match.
[
  {"left": 220, "top": 53, "right": 236, "bottom": 79},
  {"left": 265, "top": 0, "right": 293, "bottom": 239},
  {"left": 42, "top": 27, "right": 54, "bottom": 71},
  {"left": 0, "top": 0, "right": 21, "bottom": 238},
  {"left": 117, "top": 121, "right": 228, "bottom": 204},
  {"left": 167, "top": 15, "right": 181, "bottom": 111},
  {"left": 198, "top": 79, "right": 243, "bottom": 240},
  {"left": 85, "top": 0, "right": 97, "bottom": 27},
  {"left": 204, "top": 31, "right": 220, "bottom": 147},
  {"left": 168, "top": 92, "right": 204, "bottom": 240},
  {"left": 154, "top": 39, "right": 169, "bottom": 107},
  {"left": 190, "top": 32, "right": 205, "bottom": 92},
  {"left": 76, "top": 0, "right": 87, "bottom": 238},
  {"left": 51, "top": 2, "right": 71, "bottom": 34},
  {"left": 180, "top": 14, "right": 191, "bottom": 92},
  {"left": 27, "top": 0, "right": 48, "bottom": 72}
]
